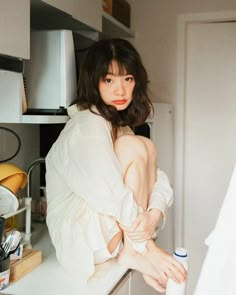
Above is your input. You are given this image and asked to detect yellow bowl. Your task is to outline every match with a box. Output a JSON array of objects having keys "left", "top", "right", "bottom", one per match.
[{"left": 0, "top": 164, "right": 27, "bottom": 194}]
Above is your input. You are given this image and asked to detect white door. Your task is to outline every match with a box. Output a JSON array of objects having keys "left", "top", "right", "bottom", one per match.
[{"left": 182, "top": 22, "right": 236, "bottom": 294}]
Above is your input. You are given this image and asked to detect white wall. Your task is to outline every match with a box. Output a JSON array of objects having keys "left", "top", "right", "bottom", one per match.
[{"left": 129, "top": 0, "right": 236, "bottom": 103}]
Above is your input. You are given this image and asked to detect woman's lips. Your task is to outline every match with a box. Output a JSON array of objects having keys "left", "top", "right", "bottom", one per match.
[{"left": 112, "top": 99, "right": 127, "bottom": 105}]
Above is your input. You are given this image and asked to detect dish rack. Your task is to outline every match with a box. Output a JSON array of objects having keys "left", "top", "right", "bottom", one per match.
[
  {"left": 2, "top": 198, "right": 31, "bottom": 248},
  {"left": 2, "top": 158, "right": 45, "bottom": 249}
]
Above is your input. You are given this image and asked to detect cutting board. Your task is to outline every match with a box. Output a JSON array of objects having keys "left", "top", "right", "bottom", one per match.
[{"left": 10, "top": 249, "right": 42, "bottom": 282}]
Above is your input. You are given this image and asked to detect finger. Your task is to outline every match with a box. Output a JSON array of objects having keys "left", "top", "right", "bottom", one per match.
[
  {"left": 164, "top": 258, "right": 186, "bottom": 283},
  {"left": 158, "top": 271, "right": 168, "bottom": 282},
  {"left": 120, "top": 221, "right": 141, "bottom": 233},
  {"left": 169, "top": 259, "right": 187, "bottom": 281},
  {"left": 156, "top": 275, "right": 167, "bottom": 286},
  {"left": 170, "top": 264, "right": 187, "bottom": 283},
  {"left": 125, "top": 235, "right": 147, "bottom": 243},
  {"left": 125, "top": 232, "right": 148, "bottom": 241},
  {"left": 143, "top": 274, "right": 166, "bottom": 293},
  {"left": 129, "top": 216, "right": 142, "bottom": 231},
  {"left": 165, "top": 268, "right": 181, "bottom": 284}
]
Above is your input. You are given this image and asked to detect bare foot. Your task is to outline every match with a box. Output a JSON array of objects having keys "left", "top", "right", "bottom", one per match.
[
  {"left": 117, "top": 244, "right": 159, "bottom": 279},
  {"left": 146, "top": 240, "right": 186, "bottom": 283},
  {"left": 142, "top": 274, "right": 166, "bottom": 293}
]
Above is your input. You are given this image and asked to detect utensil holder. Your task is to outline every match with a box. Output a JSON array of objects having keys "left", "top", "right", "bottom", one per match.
[{"left": 0, "top": 256, "right": 10, "bottom": 290}]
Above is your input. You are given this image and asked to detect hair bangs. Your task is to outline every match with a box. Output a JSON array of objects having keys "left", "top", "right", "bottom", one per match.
[{"left": 98, "top": 58, "right": 134, "bottom": 79}]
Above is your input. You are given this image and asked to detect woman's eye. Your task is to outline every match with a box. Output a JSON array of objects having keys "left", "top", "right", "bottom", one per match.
[
  {"left": 125, "top": 76, "right": 134, "bottom": 82},
  {"left": 104, "top": 78, "right": 112, "bottom": 83}
]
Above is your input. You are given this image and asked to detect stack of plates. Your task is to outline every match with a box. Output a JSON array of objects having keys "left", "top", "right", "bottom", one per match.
[{"left": 0, "top": 185, "right": 19, "bottom": 216}]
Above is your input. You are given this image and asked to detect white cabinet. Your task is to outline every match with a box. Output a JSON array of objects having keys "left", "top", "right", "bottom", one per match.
[
  {"left": 0, "top": 0, "right": 30, "bottom": 59},
  {"left": 42, "top": 0, "right": 102, "bottom": 32},
  {"left": 130, "top": 271, "right": 158, "bottom": 295},
  {"left": 0, "top": 71, "right": 23, "bottom": 123},
  {"left": 111, "top": 272, "right": 131, "bottom": 295},
  {"left": 111, "top": 270, "right": 160, "bottom": 295},
  {"left": 0, "top": 71, "right": 69, "bottom": 124}
]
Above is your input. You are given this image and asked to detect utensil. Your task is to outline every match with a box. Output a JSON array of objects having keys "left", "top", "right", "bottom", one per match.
[
  {"left": 0, "top": 247, "right": 4, "bottom": 260},
  {"left": 1, "top": 230, "right": 22, "bottom": 259},
  {"left": 0, "top": 218, "right": 5, "bottom": 245}
]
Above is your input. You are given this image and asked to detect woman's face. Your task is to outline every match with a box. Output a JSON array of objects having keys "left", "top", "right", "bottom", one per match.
[{"left": 98, "top": 60, "right": 135, "bottom": 111}]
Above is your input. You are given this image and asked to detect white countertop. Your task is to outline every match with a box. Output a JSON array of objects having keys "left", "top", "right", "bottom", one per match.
[{"left": 6, "top": 224, "right": 128, "bottom": 295}]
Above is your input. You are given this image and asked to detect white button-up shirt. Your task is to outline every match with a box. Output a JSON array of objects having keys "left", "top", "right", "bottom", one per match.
[{"left": 46, "top": 104, "right": 173, "bottom": 281}]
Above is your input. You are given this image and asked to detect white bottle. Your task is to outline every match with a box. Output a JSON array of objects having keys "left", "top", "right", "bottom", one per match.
[{"left": 165, "top": 248, "right": 188, "bottom": 295}]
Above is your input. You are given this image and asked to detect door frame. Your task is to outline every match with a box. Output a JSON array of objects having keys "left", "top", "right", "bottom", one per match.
[{"left": 174, "top": 10, "right": 236, "bottom": 247}]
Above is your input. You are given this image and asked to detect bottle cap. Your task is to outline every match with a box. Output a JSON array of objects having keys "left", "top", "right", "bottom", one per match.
[{"left": 174, "top": 247, "right": 188, "bottom": 262}]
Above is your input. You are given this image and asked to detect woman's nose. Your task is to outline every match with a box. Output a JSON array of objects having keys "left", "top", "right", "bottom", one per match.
[{"left": 114, "top": 80, "right": 125, "bottom": 95}]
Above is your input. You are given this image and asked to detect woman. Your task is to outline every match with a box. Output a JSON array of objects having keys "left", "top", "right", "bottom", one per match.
[{"left": 46, "top": 38, "right": 186, "bottom": 292}]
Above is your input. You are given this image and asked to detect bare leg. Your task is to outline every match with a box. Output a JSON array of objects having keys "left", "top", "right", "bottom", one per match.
[
  {"left": 136, "top": 135, "right": 157, "bottom": 199},
  {"left": 114, "top": 134, "right": 157, "bottom": 210},
  {"left": 107, "top": 135, "right": 162, "bottom": 279},
  {"left": 106, "top": 135, "right": 186, "bottom": 288}
]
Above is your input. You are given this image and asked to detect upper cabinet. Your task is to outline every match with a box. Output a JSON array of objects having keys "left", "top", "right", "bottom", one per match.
[
  {"left": 0, "top": 0, "right": 30, "bottom": 59},
  {"left": 0, "top": 0, "right": 134, "bottom": 60},
  {"left": 31, "top": 0, "right": 102, "bottom": 33},
  {"left": 42, "top": 0, "right": 102, "bottom": 32},
  {"left": 30, "top": 0, "right": 134, "bottom": 38}
]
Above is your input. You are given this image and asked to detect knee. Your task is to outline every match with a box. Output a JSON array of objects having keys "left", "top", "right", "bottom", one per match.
[
  {"left": 114, "top": 135, "right": 149, "bottom": 163},
  {"left": 138, "top": 136, "right": 158, "bottom": 164}
]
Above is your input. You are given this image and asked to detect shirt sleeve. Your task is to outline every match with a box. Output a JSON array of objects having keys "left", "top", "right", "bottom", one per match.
[
  {"left": 147, "top": 168, "right": 173, "bottom": 228},
  {"left": 63, "top": 130, "right": 139, "bottom": 227}
]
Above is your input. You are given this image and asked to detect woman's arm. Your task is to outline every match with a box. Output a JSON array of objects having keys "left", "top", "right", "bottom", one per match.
[{"left": 148, "top": 168, "right": 173, "bottom": 228}]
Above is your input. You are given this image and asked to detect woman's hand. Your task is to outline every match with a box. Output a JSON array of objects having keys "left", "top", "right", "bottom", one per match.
[
  {"left": 142, "top": 274, "right": 166, "bottom": 293},
  {"left": 121, "top": 208, "right": 163, "bottom": 242},
  {"left": 146, "top": 241, "right": 187, "bottom": 284}
]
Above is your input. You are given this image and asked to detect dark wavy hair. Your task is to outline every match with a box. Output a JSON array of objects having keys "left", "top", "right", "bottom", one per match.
[{"left": 76, "top": 38, "right": 153, "bottom": 128}]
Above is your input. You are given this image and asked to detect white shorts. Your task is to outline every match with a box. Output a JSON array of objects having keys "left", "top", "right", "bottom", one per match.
[
  {"left": 93, "top": 214, "right": 122, "bottom": 264},
  {"left": 49, "top": 197, "right": 124, "bottom": 281}
]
